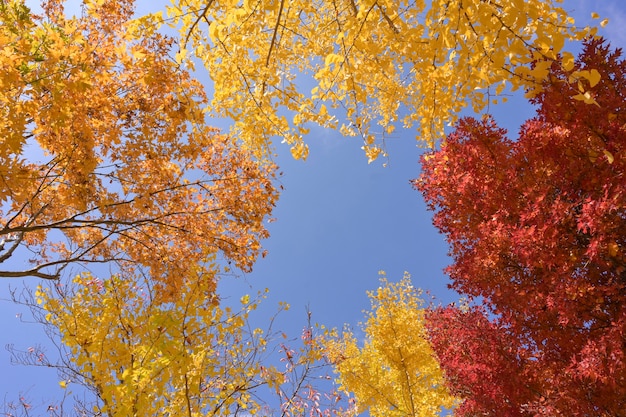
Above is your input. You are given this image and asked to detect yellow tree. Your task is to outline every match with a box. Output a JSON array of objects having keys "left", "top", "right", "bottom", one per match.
[
  {"left": 27, "top": 265, "right": 280, "bottom": 417},
  {"left": 0, "top": 0, "right": 276, "bottom": 293},
  {"left": 166, "top": 0, "right": 601, "bottom": 161},
  {"left": 323, "top": 272, "right": 457, "bottom": 417},
  {"left": 3, "top": 265, "right": 357, "bottom": 417}
]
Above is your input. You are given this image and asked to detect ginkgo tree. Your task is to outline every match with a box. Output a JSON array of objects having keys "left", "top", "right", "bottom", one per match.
[
  {"left": 0, "top": 0, "right": 276, "bottom": 294},
  {"left": 37, "top": 266, "right": 269, "bottom": 416},
  {"left": 6, "top": 262, "right": 355, "bottom": 417},
  {"left": 163, "top": 0, "right": 602, "bottom": 161},
  {"left": 323, "top": 272, "right": 457, "bottom": 417}
]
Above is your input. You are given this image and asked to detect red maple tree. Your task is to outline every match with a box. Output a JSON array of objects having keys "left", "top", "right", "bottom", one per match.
[
  {"left": 416, "top": 38, "right": 626, "bottom": 416},
  {"left": 425, "top": 306, "right": 536, "bottom": 417}
]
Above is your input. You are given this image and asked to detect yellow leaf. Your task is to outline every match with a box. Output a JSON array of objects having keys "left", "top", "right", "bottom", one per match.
[
  {"left": 174, "top": 48, "right": 187, "bottom": 65},
  {"left": 573, "top": 91, "right": 599, "bottom": 106},
  {"left": 561, "top": 52, "right": 575, "bottom": 71},
  {"left": 324, "top": 53, "right": 343, "bottom": 66},
  {"left": 588, "top": 69, "right": 601, "bottom": 87},
  {"left": 208, "top": 21, "right": 222, "bottom": 40}
]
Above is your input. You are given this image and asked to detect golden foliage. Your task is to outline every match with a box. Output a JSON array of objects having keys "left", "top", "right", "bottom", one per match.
[
  {"left": 323, "top": 272, "right": 457, "bottom": 417},
  {"left": 167, "top": 0, "right": 595, "bottom": 161},
  {"left": 0, "top": 0, "right": 277, "bottom": 292},
  {"left": 36, "top": 263, "right": 284, "bottom": 416}
]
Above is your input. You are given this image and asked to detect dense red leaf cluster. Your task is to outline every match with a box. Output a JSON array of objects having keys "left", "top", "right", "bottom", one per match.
[
  {"left": 415, "top": 39, "right": 626, "bottom": 416},
  {"left": 425, "top": 306, "right": 533, "bottom": 417}
]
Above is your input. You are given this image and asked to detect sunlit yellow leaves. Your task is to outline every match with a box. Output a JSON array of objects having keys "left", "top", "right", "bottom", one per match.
[
  {"left": 562, "top": 51, "right": 576, "bottom": 71},
  {"left": 362, "top": 145, "right": 385, "bottom": 164},
  {"left": 323, "top": 272, "right": 457, "bottom": 417},
  {"left": 289, "top": 142, "right": 309, "bottom": 160},
  {"left": 570, "top": 69, "right": 602, "bottom": 88},
  {"left": 167, "top": 0, "right": 594, "bottom": 162},
  {"left": 38, "top": 268, "right": 281, "bottom": 416},
  {"left": 592, "top": 12, "right": 610, "bottom": 28},
  {"left": 573, "top": 91, "right": 599, "bottom": 106},
  {"left": 174, "top": 47, "right": 187, "bottom": 65},
  {"left": 587, "top": 69, "right": 602, "bottom": 88},
  {"left": 324, "top": 53, "right": 344, "bottom": 67},
  {"left": 564, "top": 67, "right": 603, "bottom": 106}
]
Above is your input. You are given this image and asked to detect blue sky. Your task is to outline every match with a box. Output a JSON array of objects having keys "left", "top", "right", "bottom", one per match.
[{"left": 1, "top": 0, "right": 625, "bottom": 412}]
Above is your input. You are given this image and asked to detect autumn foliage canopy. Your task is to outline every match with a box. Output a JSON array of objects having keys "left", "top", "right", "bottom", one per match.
[
  {"left": 416, "top": 39, "right": 626, "bottom": 416},
  {"left": 0, "top": 0, "right": 276, "bottom": 294},
  {"left": 167, "top": 0, "right": 596, "bottom": 161},
  {"left": 2, "top": 0, "right": 626, "bottom": 416}
]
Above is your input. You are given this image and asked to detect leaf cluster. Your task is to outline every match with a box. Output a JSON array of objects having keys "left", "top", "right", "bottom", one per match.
[
  {"left": 0, "top": 0, "right": 277, "bottom": 293},
  {"left": 417, "top": 39, "right": 626, "bottom": 416},
  {"left": 168, "top": 0, "right": 593, "bottom": 161},
  {"left": 322, "top": 272, "right": 456, "bottom": 417}
]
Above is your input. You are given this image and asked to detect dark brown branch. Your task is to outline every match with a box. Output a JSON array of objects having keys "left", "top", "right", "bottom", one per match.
[
  {"left": 183, "top": 0, "right": 215, "bottom": 48},
  {"left": 266, "top": 0, "right": 286, "bottom": 68}
]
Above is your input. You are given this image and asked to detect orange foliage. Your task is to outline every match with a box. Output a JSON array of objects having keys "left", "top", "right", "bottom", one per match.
[{"left": 0, "top": 0, "right": 277, "bottom": 294}]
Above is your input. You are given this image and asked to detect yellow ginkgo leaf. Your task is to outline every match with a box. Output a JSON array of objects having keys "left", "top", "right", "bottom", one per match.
[{"left": 588, "top": 69, "right": 601, "bottom": 88}]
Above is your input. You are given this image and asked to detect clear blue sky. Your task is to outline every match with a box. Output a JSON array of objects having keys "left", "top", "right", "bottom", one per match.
[{"left": 1, "top": 0, "right": 625, "bottom": 412}]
